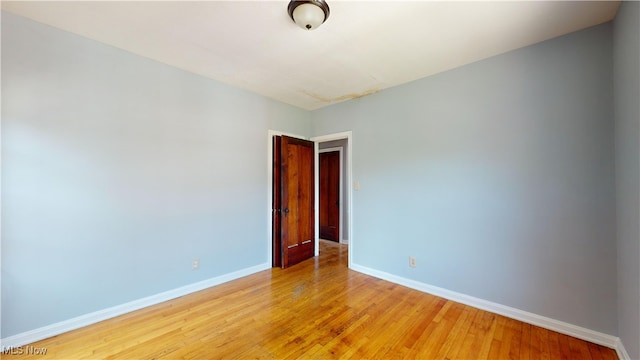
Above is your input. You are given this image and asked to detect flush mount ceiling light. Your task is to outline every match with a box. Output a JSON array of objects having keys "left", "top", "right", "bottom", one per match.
[{"left": 288, "top": 0, "right": 330, "bottom": 30}]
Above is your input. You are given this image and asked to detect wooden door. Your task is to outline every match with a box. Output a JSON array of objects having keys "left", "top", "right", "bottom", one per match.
[
  {"left": 319, "top": 151, "right": 340, "bottom": 242},
  {"left": 273, "top": 135, "right": 315, "bottom": 268},
  {"left": 272, "top": 136, "right": 282, "bottom": 267}
]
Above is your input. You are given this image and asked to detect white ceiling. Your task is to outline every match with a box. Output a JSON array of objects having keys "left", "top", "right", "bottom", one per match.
[{"left": 1, "top": 1, "right": 621, "bottom": 110}]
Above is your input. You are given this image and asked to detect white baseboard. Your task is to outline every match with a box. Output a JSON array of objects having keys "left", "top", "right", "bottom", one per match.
[
  {"left": 615, "top": 337, "right": 631, "bottom": 360},
  {"left": 350, "top": 263, "right": 622, "bottom": 351},
  {"left": 1, "top": 262, "right": 270, "bottom": 348}
]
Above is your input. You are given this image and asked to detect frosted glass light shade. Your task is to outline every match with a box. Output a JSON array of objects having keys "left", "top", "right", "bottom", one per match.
[
  {"left": 288, "top": 1, "right": 330, "bottom": 30},
  {"left": 293, "top": 4, "right": 325, "bottom": 30}
]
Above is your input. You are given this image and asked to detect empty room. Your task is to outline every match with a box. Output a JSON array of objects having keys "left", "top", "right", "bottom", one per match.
[{"left": 1, "top": 1, "right": 638, "bottom": 359}]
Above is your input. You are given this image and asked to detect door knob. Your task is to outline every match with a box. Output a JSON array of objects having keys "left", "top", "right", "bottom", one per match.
[{"left": 284, "top": 208, "right": 289, "bottom": 214}]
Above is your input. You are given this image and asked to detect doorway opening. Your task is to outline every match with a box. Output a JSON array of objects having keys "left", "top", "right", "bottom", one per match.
[
  {"left": 312, "top": 131, "right": 353, "bottom": 269},
  {"left": 319, "top": 146, "right": 343, "bottom": 243}
]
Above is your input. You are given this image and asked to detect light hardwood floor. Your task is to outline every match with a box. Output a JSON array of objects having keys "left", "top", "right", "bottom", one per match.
[{"left": 6, "top": 240, "right": 617, "bottom": 359}]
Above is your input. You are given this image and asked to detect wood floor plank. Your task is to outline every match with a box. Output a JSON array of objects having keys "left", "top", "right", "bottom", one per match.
[
  {"left": 455, "top": 308, "right": 496, "bottom": 359},
  {"left": 570, "top": 333, "right": 595, "bottom": 359},
  {"left": 4, "top": 240, "right": 618, "bottom": 360},
  {"left": 507, "top": 318, "right": 523, "bottom": 360},
  {"left": 521, "top": 322, "right": 532, "bottom": 360},
  {"left": 531, "top": 325, "right": 551, "bottom": 360},
  {"left": 601, "top": 345, "right": 621, "bottom": 360},
  {"left": 476, "top": 311, "right": 499, "bottom": 359},
  {"left": 589, "top": 342, "right": 606, "bottom": 360},
  {"left": 399, "top": 297, "right": 444, "bottom": 350},
  {"left": 557, "top": 331, "right": 574, "bottom": 359},
  {"left": 491, "top": 318, "right": 509, "bottom": 359},
  {"left": 547, "top": 330, "right": 563, "bottom": 360},
  {"left": 411, "top": 302, "right": 463, "bottom": 358},
  {"left": 438, "top": 306, "right": 478, "bottom": 359}
]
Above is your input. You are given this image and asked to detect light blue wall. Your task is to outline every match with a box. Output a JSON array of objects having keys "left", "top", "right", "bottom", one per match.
[
  {"left": 312, "top": 23, "right": 618, "bottom": 334},
  {"left": 1, "top": 12, "right": 310, "bottom": 338},
  {"left": 614, "top": 2, "right": 640, "bottom": 358}
]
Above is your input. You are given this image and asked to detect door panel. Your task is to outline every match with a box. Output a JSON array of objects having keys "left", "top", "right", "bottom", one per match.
[
  {"left": 276, "top": 135, "right": 315, "bottom": 268},
  {"left": 319, "top": 151, "right": 340, "bottom": 242},
  {"left": 272, "top": 136, "right": 282, "bottom": 267}
]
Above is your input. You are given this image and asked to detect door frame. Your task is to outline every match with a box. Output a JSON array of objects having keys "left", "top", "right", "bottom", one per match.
[
  {"left": 311, "top": 131, "right": 353, "bottom": 269},
  {"left": 268, "top": 130, "right": 353, "bottom": 270},
  {"left": 319, "top": 146, "right": 343, "bottom": 244}
]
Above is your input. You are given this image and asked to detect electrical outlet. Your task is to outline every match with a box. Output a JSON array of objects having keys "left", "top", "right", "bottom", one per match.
[
  {"left": 409, "top": 256, "right": 416, "bottom": 268},
  {"left": 192, "top": 258, "right": 200, "bottom": 270}
]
